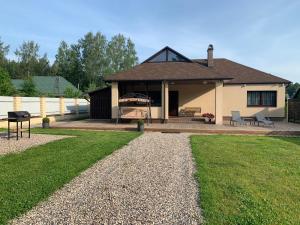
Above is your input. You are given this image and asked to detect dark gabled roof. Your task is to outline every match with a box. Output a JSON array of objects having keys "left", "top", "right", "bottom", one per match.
[
  {"left": 193, "top": 58, "right": 290, "bottom": 84},
  {"left": 105, "top": 46, "right": 290, "bottom": 84},
  {"left": 105, "top": 61, "right": 232, "bottom": 81},
  {"left": 105, "top": 46, "right": 231, "bottom": 81}
]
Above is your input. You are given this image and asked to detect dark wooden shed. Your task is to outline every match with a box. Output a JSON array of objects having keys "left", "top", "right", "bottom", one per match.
[
  {"left": 89, "top": 87, "right": 111, "bottom": 119},
  {"left": 288, "top": 88, "right": 300, "bottom": 123}
]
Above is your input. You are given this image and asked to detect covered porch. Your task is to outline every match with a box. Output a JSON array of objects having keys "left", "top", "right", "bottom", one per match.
[{"left": 112, "top": 80, "right": 224, "bottom": 124}]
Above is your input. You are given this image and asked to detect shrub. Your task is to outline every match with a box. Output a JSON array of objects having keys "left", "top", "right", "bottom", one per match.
[{"left": 42, "top": 117, "right": 50, "bottom": 123}]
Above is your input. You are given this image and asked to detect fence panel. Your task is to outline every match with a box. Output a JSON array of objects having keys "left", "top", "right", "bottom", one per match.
[
  {"left": 45, "top": 97, "right": 60, "bottom": 115},
  {"left": 0, "top": 96, "right": 14, "bottom": 119},
  {"left": 0, "top": 96, "right": 89, "bottom": 119},
  {"left": 288, "top": 99, "right": 300, "bottom": 123},
  {"left": 78, "top": 98, "right": 89, "bottom": 113},
  {"left": 21, "top": 97, "right": 40, "bottom": 116},
  {"left": 64, "top": 98, "right": 76, "bottom": 114}
]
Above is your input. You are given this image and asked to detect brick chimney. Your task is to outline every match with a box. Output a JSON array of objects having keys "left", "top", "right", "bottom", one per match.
[{"left": 207, "top": 44, "right": 214, "bottom": 67}]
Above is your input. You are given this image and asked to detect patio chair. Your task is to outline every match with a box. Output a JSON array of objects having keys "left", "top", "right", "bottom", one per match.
[
  {"left": 255, "top": 113, "right": 274, "bottom": 127},
  {"left": 230, "top": 111, "right": 247, "bottom": 126}
]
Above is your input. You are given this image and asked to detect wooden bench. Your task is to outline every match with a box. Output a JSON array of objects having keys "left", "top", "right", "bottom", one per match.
[{"left": 179, "top": 107, "right": 201, "bottom": 117}]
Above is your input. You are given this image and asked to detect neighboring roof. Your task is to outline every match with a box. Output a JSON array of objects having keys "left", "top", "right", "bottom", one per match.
[
  {"left": 105, "top": 46, "right": 290, "bottom": 84},
  {"left": 193, "top": 58, "right": 290, "bottom": 84},
  {"left": 12, "top": 76, "right": 80, "bottom": 96}
]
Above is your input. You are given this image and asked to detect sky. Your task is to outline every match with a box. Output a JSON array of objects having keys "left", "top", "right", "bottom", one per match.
[{"left": 0, "top": 0, "right": 299, "bottom": 82}]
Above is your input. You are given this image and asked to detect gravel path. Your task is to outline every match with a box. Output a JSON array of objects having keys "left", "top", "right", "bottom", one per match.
[
  {"left": 11, "top": 132, "right": 202, "bottom": 225},
  {"left": 0, "top": 133, "right": 70, "bottom": 156}
]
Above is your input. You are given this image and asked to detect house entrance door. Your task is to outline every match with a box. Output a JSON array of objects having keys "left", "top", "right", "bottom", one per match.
[{"left": 169, "top": 91, "right": 178, "bottom": 116}]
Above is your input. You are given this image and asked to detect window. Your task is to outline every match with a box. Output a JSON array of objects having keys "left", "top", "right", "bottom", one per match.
[
  {"left": 147, "top": 48, "right": 190, "bottom": 62},
  {"left": 149, "top": 50, "right": 167, "bottom": 62},
  {"left": 247, "top": 91, "right": 277, "bottom": 107}
]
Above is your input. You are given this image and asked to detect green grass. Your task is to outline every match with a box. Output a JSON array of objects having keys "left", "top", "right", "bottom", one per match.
[
  {"left": 191, "top": 135, "right": 300, "bottom": 225},
  {"left": 0, "top": 128, "right": 140, "bottom": 224}
]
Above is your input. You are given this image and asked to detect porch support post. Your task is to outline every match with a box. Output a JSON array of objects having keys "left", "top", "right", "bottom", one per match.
[
  {"left": 111, "top": 82, "right": 119, "bottom": 119},
  {"left": 161, "top": 81, "right": 169, "bottom": 122},
  {"left": 164, "top": 81, "right": 169, "bottom": 121},
  {"left": 215, "top": 81, "right": 223, "bottom": 125}
]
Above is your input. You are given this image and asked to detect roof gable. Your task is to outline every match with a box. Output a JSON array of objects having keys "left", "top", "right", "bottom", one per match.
[{"left": 143, "top": 46, "right": 192, "bottom": 63}]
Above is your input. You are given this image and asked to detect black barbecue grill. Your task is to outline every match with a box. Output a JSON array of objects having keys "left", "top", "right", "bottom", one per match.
[{"left": 7, "top": 111, "right": 31, "bottom": 140}]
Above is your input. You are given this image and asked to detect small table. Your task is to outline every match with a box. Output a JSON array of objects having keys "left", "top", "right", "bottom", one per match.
[{"left": 243, "top": 117, "right": 255, "bottom": 126}]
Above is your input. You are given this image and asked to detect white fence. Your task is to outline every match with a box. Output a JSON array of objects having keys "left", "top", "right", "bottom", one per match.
[
  {"left": 0, "top": 96, "right": 89, "bottom": 119},
  {"left": 0, "top": 96, "right": 14, "bottom": 119}
]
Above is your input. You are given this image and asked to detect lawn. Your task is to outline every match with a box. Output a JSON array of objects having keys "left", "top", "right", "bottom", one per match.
[
  {"left": 191, "top": 135, "right": 300, "bottom": 225},
  {"left": 0, "top": 129, "right": 140, "bottom": 225}
]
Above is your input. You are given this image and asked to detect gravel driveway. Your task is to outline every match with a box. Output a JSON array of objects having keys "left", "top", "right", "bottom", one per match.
[{"left": 11, "top": 132, "right": 202, "bottom": 225}]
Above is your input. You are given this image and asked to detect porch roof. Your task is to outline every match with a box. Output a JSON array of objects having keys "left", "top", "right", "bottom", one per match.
[{"left": 105, "top": 61, "right": 232, "bottom": 82}]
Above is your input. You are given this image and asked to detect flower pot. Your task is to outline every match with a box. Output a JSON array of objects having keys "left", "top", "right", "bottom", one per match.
[
  {"left": 137, "top": 123, "right": 144, "bottom": 132},
  {"left": 42, "top": 122, "right": 50, "bottom": 128},
  {"left": 204, "top": 117, "right": 210, "bottom": 123}
]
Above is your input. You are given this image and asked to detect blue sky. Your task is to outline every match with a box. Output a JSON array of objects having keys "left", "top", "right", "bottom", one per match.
[{"left": 0, "top": 0, "right": 299, "bottom": 82}]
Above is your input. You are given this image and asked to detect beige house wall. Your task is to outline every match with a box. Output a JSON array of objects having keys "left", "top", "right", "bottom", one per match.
[
  {"left": 222, "top": 84, "right": 286, "bottom": 118},
  {"left": 169, "top": 83, "right": 216, "bottom": 115}
]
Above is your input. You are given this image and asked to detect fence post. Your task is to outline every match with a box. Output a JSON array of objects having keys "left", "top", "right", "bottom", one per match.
[
  {"left": 74, "top": 98, "right": 79, "bottom": 115},
  {"left": 60, "top": 97, "right": 65, "bottom": 117},
  {"left": 13, "top": 96, "right": 21, "bottom": 111},
  {"left": 40, "top": 96, "right": 46, "bottom": 118}
]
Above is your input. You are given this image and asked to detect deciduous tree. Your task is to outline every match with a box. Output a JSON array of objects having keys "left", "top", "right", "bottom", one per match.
[{"left": 0, "top": 67, "right": 15, "bottom": 96}]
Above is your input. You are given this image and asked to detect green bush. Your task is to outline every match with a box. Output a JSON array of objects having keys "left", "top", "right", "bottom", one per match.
[{"left": 42, "top": 117, "right": 50, "bottom": 123}]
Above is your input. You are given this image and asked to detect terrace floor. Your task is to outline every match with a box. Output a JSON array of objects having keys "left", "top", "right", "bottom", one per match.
[{"left": 52, "top": 119, "right": 300, "bottom": 136}]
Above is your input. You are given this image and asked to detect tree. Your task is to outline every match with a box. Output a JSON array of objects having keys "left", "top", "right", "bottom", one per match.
[
  {"left": 53, "top": 41, "right": 83, "bottom": 90},
  {"left": 287, "top": 82, "right": 300, "bottom": 98},
  {"left": 21, "top": 77, "right": 37, "bottom": 96},
  {"left": 0, "top": 67, "right": 15, "bottom": 96},
  {"left": 79, "top": 32, "right": 108, "bottom": 89},
  {"left": 0, "top": 37, "right": 9, "bottom": 67},
  {"left": 35, "top": 53, "right": 51, "bottom": 75},
  {"left": 53, "top": 32, "right": 138, "bottom": 91},
  {"left": 64, "top": 87, "right": 81, "bottom": 98},
  {"left": 106, "top": 34, "right": 138, "bottom": 75},
  {"left": 15, "top": 41, "right": 40, "bottom": 78}
]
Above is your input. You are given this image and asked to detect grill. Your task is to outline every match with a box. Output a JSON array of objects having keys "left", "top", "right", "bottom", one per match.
[{"left": 7, "top": 111, "right": 31, "bottom": 140}]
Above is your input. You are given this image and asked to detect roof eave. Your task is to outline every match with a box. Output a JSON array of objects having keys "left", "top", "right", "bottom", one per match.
[{"left": 104, "top": 77, "right": 233, "bottom": 82}]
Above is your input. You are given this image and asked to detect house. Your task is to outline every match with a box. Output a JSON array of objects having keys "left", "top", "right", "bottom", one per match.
[
  {"left": 89, "top": 45, "right": 290, "bottom": 124},
  {"left": 12, "top": 76, "right": 80, "bottom": 97}
]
